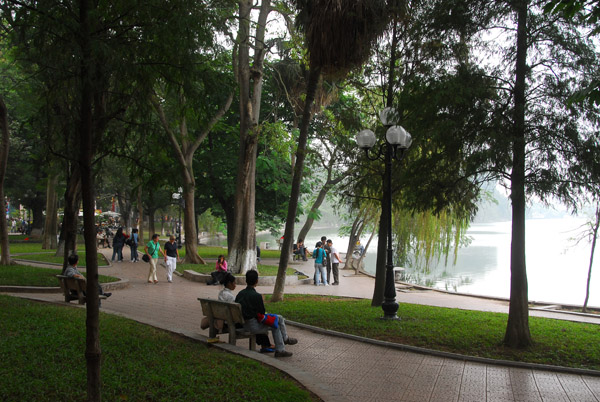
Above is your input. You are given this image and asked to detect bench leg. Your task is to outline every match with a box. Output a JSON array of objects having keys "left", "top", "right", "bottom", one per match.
[{"left": 249, "top": 335, "right": 256, "bottom": 351}]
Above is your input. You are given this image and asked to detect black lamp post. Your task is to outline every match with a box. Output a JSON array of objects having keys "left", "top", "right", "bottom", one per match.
[{"left": 356, "top": 107, "right": 412, "bottom": 320}]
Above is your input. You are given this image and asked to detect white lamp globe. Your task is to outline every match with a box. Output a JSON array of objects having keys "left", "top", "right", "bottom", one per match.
[
  {"left": 356, "top": 129, "right": 377, "bottom": 149},
  {"left": 379, "top": 107, "right": 400, "bottom": 126},
  {"left": 386, "top": 125, "right": 412, "bottom": 148}
]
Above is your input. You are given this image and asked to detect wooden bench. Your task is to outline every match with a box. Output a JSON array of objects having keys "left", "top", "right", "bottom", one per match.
[
  {"left": 198, "top": 297, "right": 257, "bottom": 350},
  {"left": 56, "top": 275, "right": 107, "bottom": 305}
]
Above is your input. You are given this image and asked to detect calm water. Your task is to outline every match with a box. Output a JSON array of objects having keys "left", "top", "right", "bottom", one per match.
[{"left": 259, "top": 218, "right": 599, "bottom": 307}]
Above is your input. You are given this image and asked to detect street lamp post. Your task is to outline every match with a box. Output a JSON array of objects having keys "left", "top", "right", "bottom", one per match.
[{"left": 356, "top": 107, "right": 412, "bottom": 320}]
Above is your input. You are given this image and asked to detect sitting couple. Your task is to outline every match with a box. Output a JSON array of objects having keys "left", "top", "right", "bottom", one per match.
[{"left": 204, "top": 270, "right": 298, "bottom": 357}]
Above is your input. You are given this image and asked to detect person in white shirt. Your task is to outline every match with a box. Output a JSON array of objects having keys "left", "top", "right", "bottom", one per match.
[{"left": 326, "top": 239, "right": 344, "bottom": 285}]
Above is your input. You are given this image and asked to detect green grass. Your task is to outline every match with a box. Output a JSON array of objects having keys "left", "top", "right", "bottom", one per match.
[
  {"left": 0, "top": 295, "right": 315, "bottom": 402},
  {"left": 13, "top": 252, "right": 109, "bottom": 267},
  {"left": 177, "top": 263, "right": 297, "bottom": 277},
  {"left": 173, "top": 245, "right": 281, "bottom": 260},
  {"left": 266, "top": 295, "right": 600, "bottom": 371},
  {"left": 0, "top": 265, "right": 118, "bottom": 286}
]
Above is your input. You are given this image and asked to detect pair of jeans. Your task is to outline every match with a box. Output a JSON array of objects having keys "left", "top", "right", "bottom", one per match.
[
  {"left": 244, "top": 316, "right": 289, "bottom": 352},
  {"left": 111, "top": 245, "right": 123, "bottom": 261},
  {"left": 314, "top": 263, "right": 327, "bottom": 285},
  {"left": 130, "top": 244, "right": 138, "bottom": 261}
]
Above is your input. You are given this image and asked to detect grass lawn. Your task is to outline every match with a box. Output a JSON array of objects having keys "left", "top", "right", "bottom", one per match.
[
  {"left": 0, "top": 295, "right": 315, "bottom": 401},
  {"left": 177, "top": 263, "right": 298, "bottom": 277},
  {"left": 172, "top": 245, "right": 281, "bottom": 260},
  {"left": 13, "top": 252, "right": 109, "bottom": 267},
  {"left": 0, "top": 265, "right": 118, "bottom": 287},
  {"left": 266, "top": 295, "right": 600, "bottom": 371}
]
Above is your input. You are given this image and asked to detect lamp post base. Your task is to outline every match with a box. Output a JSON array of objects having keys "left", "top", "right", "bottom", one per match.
[{"left": 381, "top": 300, "right": 400, "bottom": 320}]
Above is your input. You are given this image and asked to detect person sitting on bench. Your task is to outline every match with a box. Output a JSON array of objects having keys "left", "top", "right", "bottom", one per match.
[
  {"left": 64, "top": 254, "right": 111, "bottom": 300},
  {"left": 235, "top": 270, "right": 297, "bottom": 358},
  {"left": 293, "top": 239, "right": 310, "bottom": 261}
]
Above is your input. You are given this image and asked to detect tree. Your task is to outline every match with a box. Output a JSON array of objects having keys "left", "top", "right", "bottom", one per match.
[
  {"left": 0, "top": 95, "right": 10, "bottom": 264},
  {"left": 273, "top": 0, "right": 391, "bottom": 302},
  {"left": 228, "top": 0, "right": 273, "bottom": 274}
]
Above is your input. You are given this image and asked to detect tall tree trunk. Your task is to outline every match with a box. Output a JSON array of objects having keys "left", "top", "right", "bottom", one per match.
[
  {"left": 29, "top": 196, "right": 45, "bottom": 237},
  {"left": 296, "top": 172, "right": 343, "bottom": 242},
  {"left": 77, "top": 1, "right": 102, "bottom": 399},
  {"left": 583, "top": 204, "right": 600, "bottom": 313},
  {"left": 182, "top": 182, "right": 202, "bottom": 263},
  {"left": 42, "top": 172, "right": 59, "bottom": 249},
  {"left": 229, "top": 0, "right": 270, "bottom": 274},
  {"left": 148, "top": 208, "right": 156, "bottom": 238},
  {"left": 0, "top": 95, "right": 11, "bottom": 265},
  {"left": 273, "top": 65, "right": 321, "bottom": 302},
  {"left": 137, "top": 185, "right": 144, "bottom": 244},
  {"left": 504, "top": 0, "right": 532, "bottom": 348},
  {"left": 58, "top": 169, "right": 81, "bottom": 271}
]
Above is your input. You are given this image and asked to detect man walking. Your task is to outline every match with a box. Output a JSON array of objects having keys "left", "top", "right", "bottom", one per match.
[{"left": 327, "top": 239, "right": 343, "bottom": 285}]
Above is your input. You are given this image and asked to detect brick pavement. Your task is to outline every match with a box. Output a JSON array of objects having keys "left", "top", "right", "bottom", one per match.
[{"left": 9, "top": 249, "right": 600, "bottom": 402}]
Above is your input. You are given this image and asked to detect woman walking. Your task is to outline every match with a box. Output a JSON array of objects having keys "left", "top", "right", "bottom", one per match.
[{"left": 164, "top": 235, "right": 180, "bottom": 283}]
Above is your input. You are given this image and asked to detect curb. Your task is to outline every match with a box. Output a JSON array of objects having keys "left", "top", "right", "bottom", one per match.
[
  {"left": 286, "top": 320, "right": 600, "bottom": 378},
  {"left": 0, "top": 279, "right": 130, "bottom": 294}
]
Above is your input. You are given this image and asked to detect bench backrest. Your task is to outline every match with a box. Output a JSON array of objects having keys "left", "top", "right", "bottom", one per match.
[
  {"left": 199, "top": 298, "right": 245, "bottom": 324},
  {"left": 56, "top": 275, "right": 86, "bottom": 291}
]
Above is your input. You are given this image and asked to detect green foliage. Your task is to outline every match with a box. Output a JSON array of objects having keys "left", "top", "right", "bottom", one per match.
[
  {"left": 268, "top": 295, "right": 600, "bottom": 370},
  {"left": 0, "top": 295, "right": 313, "bottom": 401}
]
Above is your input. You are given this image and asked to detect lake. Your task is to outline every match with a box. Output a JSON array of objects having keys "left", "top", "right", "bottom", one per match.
[{"left": 261, "top": 218, "right": 599, "bottom": 307}]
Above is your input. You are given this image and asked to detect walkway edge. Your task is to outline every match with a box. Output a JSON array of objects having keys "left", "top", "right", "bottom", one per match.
[{"left": 287, "top": 320, "right": 600, "bottom": 377}]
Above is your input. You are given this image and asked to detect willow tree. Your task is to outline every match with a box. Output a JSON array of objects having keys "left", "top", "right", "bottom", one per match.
[{"left": 273, "top": 0, "right": 391, "bottom": 302}]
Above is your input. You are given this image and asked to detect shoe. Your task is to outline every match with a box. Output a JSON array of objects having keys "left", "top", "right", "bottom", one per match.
[
  {"left": 103, "top": 292, "right": 112, "bottom": 298},
  {"left": 259, "top": 347, "right": 274, "bottom": 353},
  {"left": 148, "top": 281, "right": 153, "bottom": 283},
  {"left": 325, "top": 284, "right": 330, "bottom": 286},
  {"left": 333, "top": 282, "right": 339, "bottom": 285},
  {"left": 167, "top": 280, "right": 172, "bottom": 283},
  {"left": 153, "top": 280, "right": 158, "bottom": 284},
  {"left": 274, "top": 351, "right": 293, "bottom": 358},
  {"left": 284, "top": 337, "right": 298, "bottom": 345}
]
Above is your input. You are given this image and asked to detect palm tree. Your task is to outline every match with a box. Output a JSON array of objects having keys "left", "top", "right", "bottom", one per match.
[{"left": 273, "top": 0, "right": 392, "bottom": 302}]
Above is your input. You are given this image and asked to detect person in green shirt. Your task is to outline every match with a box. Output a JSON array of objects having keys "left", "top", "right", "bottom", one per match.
[{"left": 144, "top": 233, "right": 165, "bottom": 284}]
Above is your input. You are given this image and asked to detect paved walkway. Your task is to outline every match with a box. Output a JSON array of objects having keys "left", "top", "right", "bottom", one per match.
[{"left": 9, "top": 250, "right": 600, "bottom": 402}]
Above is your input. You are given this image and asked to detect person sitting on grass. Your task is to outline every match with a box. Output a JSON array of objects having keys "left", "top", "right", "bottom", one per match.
[
  {"left": 64, "top": 254, "right": 111, "bottom": 301},
  {"left": 235, "top": 270, "right": 297, "bottom": 358},
  {"left": 207, "top": 255, "right": 228, "bottom": 285}
]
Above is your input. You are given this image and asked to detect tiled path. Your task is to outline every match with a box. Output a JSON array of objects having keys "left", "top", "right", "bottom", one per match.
[{"left": 9, "top": 250, "right": 600, "bottom": 402}]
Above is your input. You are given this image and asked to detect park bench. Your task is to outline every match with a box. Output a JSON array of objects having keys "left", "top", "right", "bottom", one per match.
[
  {"left": 56, "top": 275, "right": 107, "bottom": 305},
  {"left": 198, "top": 297, "right": 257, "bottom": 350}
]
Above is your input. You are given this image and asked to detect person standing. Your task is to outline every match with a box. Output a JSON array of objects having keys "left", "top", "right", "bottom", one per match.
[
  {"left": 326, "top": 239, "right": 343, "bottom": 285},
  {"left": 322, "top": 235, "right": 331, "bottom": 283},
  {"left": 145, "top": 234, "right": 165, "bottom": 284},
  {"left": 111, "top": 227, "right": 125, "bottom": 262},
  {"left": 164, "top": 235, "right": 180, "bottom": 283},
  {"left": 130, "top": 228, "right": 139, "bottom": 262},
  {"left": 312, "top": 241, "right": 328, "bottom": 286}
]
